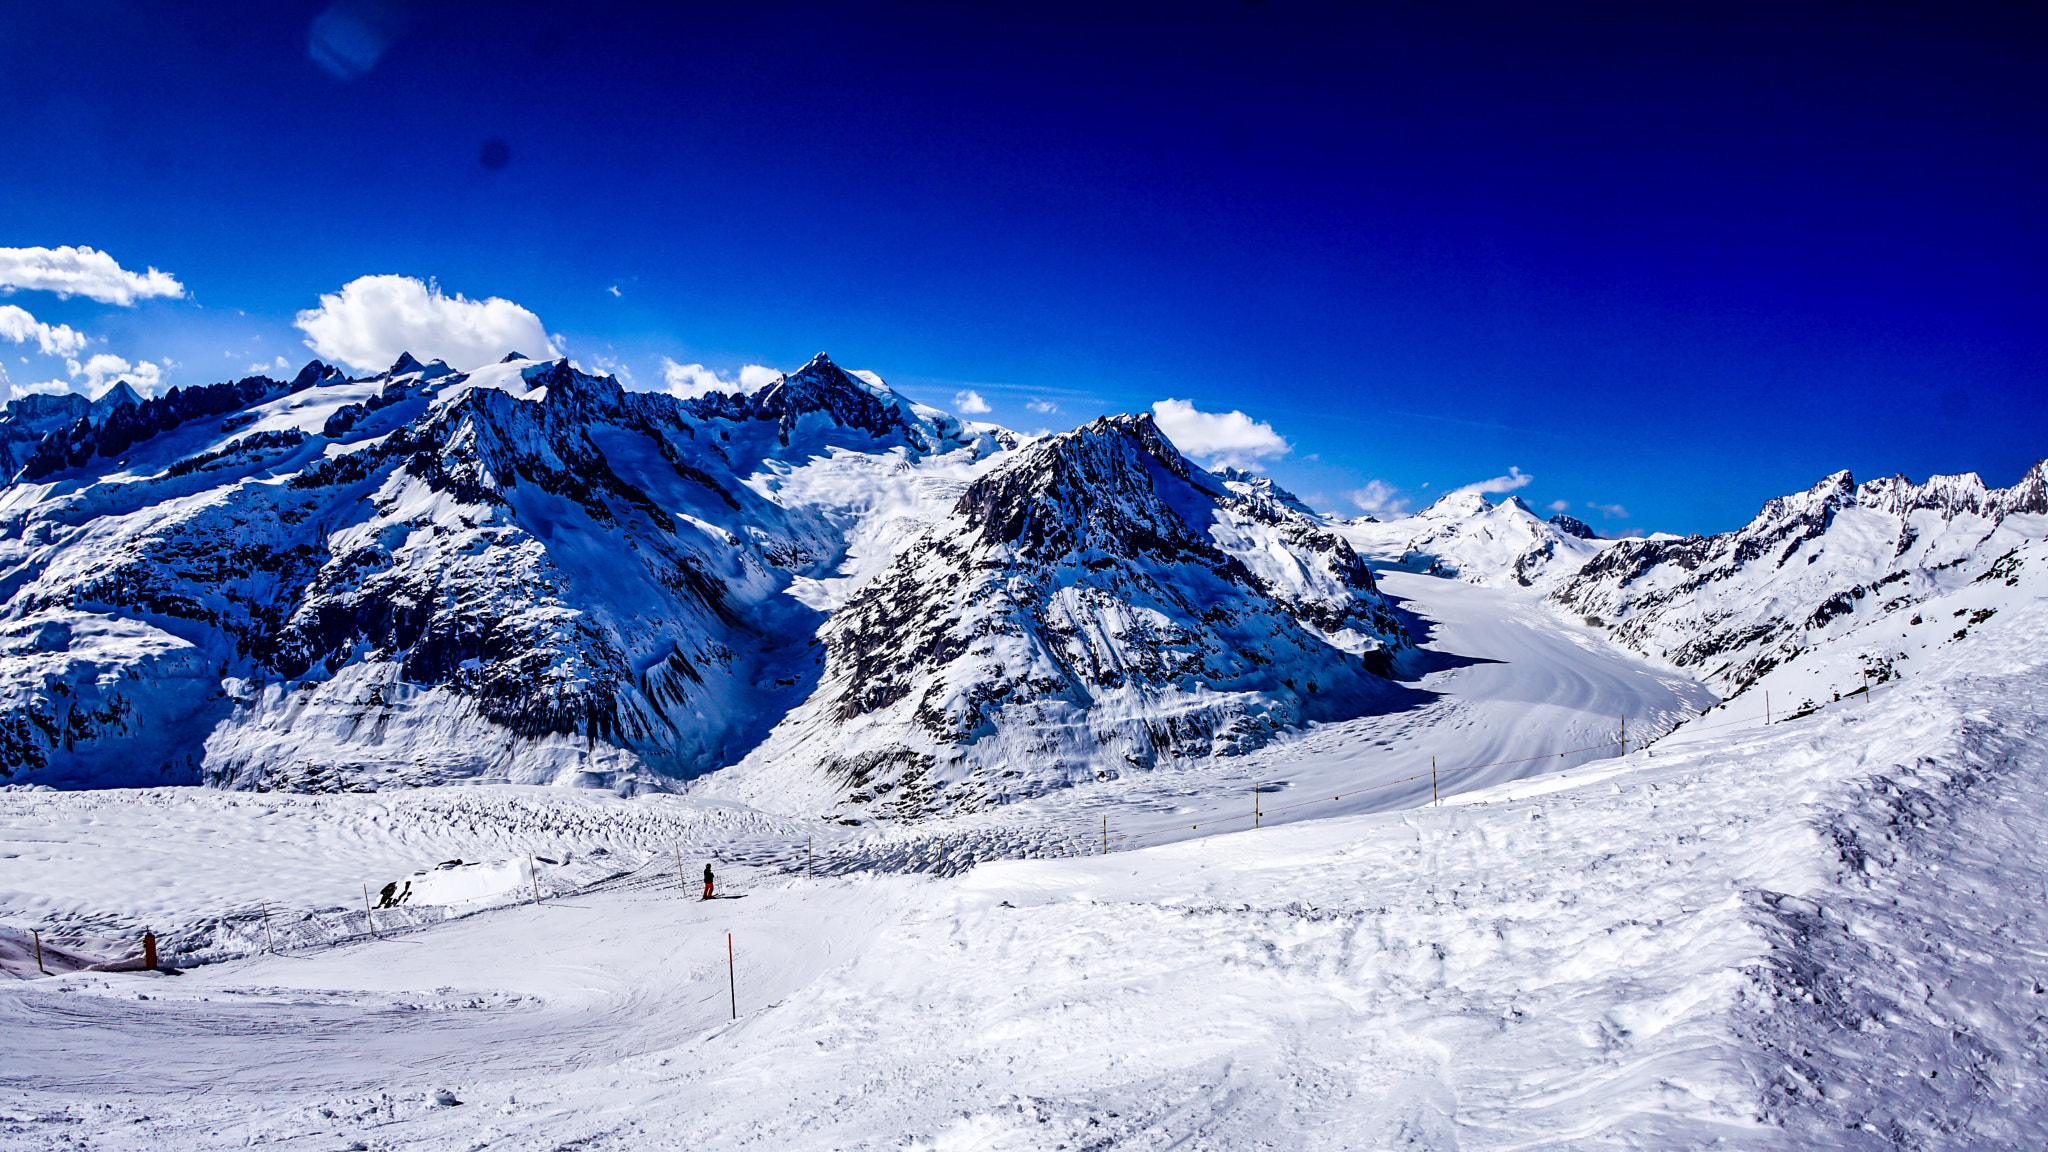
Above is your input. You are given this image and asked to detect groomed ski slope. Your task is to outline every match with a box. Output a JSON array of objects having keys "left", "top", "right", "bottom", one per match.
[{"left": 4, "top": 564, "right": 2046, "bottom": 1149}]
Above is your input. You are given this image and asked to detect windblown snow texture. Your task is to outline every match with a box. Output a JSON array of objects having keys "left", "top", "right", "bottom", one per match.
[{"left": 0, "top": 354, "right": 1403, "bottom": 810}]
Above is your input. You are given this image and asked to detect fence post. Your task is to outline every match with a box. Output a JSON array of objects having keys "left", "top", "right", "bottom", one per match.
[
  {"left": 143, "top": 930, "right": 157, "bottom": 971},
  {"left": 362, "top": 885, "right": 379, "bottom": 938}
]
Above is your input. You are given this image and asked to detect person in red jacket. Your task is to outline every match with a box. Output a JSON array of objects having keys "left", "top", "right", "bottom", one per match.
[{"left": 702, "top": 863, "right": 714, "bottom": 901}]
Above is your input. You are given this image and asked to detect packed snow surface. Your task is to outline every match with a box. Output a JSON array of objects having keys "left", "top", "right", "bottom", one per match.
[{"left": 5, "top": 542, "right": 2046, "bottom": 1148}]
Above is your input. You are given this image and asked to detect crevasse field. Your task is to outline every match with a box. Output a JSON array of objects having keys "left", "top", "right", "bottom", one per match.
[{"left": 4, "top": 542, "right": 2044, "bottom": 1150}]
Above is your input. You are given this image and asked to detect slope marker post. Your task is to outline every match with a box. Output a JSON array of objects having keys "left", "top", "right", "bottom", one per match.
[
  {"left": 260, "top": 901, "right": 275, "bottom": 954},
  {"left": 529, "top": 854, "right": 542, "bottom": 905},
  {"left": 727, "top": 932, "right": 737, "bottom": 1020},
  {"left": 1431, "top": 757, "right": 1439, "bottom": 807},
  {"left": 362, "top": 884, "right": 379, "bottom": 938},
  {"left": 32, "top": 929, "right": 46, "bottom": 975}
]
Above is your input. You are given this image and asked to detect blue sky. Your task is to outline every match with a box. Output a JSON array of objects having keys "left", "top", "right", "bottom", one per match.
[{"left": 1, "top": 1, "right": 2042, "bottom": 535}]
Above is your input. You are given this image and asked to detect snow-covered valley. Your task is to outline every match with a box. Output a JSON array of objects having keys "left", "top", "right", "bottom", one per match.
[
  {"left": 4, "top": 537, "right": 2045, "bottom": 1149},
  {"left": 3, "top": 355, "right": 2046, "bottom": 1148}
]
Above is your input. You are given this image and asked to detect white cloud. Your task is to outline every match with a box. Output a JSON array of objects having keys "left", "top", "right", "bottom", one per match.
[
  {"left": 953, "top": 389, "right": 991, "bottom": 414},
  {"left": 1149, "top": 398, "right": 1290, "bottom": 470},
  {"left": 1452, "top": 466, "right": 1533, "bottom": 496},
  {"left": 294, "top": 274, "right": 556, "bottom": 373},
  {"left": 1547, "top": 499, "right": 1571, "bottom": 513},
  {"left": 1026, "top": 398, "right": 1059, "bottom": 414},
  {"left": 67, "top": 353, "right": 161, "bottom": 396},
  {"left": 0, "top": 246, "right": 184, "bottom": 305},
  {"left": 1587, "top": 501, "right": 1630, "bottom": 519},
  {"left": 0, "top": 304, "right": 87, "bottom": 357},
  {"left": 660, "top": 358, "right": 781, "bottom": 400},
  {"left": 1348, "top": 480, "right": 1409, "bottom": 517},
  {"left": 1349, "top": 480, "right": 1408, "bottom": 516},
  {"left": 607, "top": 285, "right": 622, "bottom": 297}
]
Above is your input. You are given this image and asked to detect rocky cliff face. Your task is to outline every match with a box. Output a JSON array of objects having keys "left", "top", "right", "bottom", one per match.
[
  {"left": 1548, "top": 463, "right": 2048, "bottom": 696},
  {"left": 703, "top": 414, "right": 1414, "bottom": 819}
]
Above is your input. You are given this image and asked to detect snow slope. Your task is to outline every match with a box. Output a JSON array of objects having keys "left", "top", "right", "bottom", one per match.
[{"left": 3, "top": 537, "right": 2044, "bottom": 1149}]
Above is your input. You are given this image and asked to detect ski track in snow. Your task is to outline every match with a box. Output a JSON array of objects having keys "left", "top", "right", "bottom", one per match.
[{"left": 6, "top": 558, "right": 2047, "bottom": 1148}]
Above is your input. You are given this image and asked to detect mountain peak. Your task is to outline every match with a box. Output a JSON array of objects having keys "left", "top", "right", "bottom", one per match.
[
  {"left": 1548, "top": 513, "right": 1598, "bottom": 539},
  {"left": 387, "top": 351, "right": 426, "bottom": 376}
]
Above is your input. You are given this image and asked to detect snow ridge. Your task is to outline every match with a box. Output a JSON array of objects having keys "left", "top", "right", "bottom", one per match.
[{"left": 1550, "top": 462, "right": 2048, "bottom": 695}]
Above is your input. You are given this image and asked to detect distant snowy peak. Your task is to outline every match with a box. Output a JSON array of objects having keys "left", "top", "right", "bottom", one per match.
[
  {"left": 1551, "top": 460, "right": 2048, "bottom": 696},
  {"left": 1211, "top": 467, "right": 1321, "bottom": 522},
  {"left": 680, "top": 351, "right": 1013, "bottom": 461},
  {"left": 1548, "top": 513, "right": 1599, "bottom": 540},
  {"left": 1333, "top": 489, "right": 1607, "bottom": 590}
]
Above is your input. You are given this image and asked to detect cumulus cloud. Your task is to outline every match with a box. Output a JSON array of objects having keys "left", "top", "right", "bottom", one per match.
[
  {"left": 1026, "top": 398, "right": 1059, "bottom": 415},
  {"left": 0, "top": 304, "right": 87, "bottom": 357},
  {"left": 294, "top": 274, "right": 556, "bottom": 373},
  {"left": 1547, "top": 499, "right": 1571, "bottom": 513},
  {"left": 1348, "top": 480, "right": 1409, "bottom": 517},
  {"left": 1451, "top": 466, "right": 1534, "bottom": 496},
  {"left": 1149, "top": 398, "right": 1290, "bottom": 470},
  {"left": 0, "top": 246, "right": 184, "bottom": 305},
  {"left": 659, "top": 357, "right": 781, "bottom": 400},
  {"left": 953, "top": 389, "right": 991, "bottom": 414},
  {"left": 1587, "top": 501, "right": 1629, "bottom": 519},
  {"left": 68, "top": 353, "right": 161, "bottom": 395}
]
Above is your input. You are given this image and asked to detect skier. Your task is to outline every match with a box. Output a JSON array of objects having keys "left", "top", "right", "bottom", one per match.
[{"left": 702, "top": 862, "right": 715, "bottom": 901}]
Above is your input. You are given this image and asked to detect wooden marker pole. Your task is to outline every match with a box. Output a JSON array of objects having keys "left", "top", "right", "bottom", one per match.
[
  {"left": 1766, "top": 692, "right": 1771, "bottom": 726},
  {"left": 807, "top": 836, "right": 812, "bottom": 879},
  {"left": 1863, "top": 668, "right": 1870, "bottom": 701},
  {"left": 1620, "top": 715, "right": 1626, "bottom": 754},
  {"left": 1431, "top": 757, "right": 1439, "bottom": 807},
  {"left": 676, "top": 846, "right": 685, "bottom": 893},
  {"left": 727, "top": 932, "right": 737, "bottom": 1020},
  {"left": 362, "top": 885, "right": 379, "bottom": 938},
  {"left": 1254, "top": 787, "right": 1261, "bottom": 829},
  {"left": 1103, "top": 814, "right": 1109, "bottom": 851},
  {"left": 260, "top": 901, "right": 275, "bottom": 955},
  {"left": 32, "top": 929, "right": 46, "bottom": 975},
  {"left": 529, "top": 854, "right": 542, "bottom": 905}
]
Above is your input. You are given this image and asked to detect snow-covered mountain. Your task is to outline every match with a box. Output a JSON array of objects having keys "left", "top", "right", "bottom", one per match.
[
  {"left": 705, "top": 413, "right": 1412, "bottom": 818},
  {"left": 1551, "top": 464, "right": 2048, "bottom": 696},
  {"left": 0, "top": 354, "right": 1408, "bottom": 809},
  {"left": 1330, "top": 488, "right": 1611, "bottom": 590}
]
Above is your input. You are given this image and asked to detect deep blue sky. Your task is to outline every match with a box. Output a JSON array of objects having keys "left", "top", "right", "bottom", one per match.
[{"left": 2, "top": 1, "right": 2042, "bottom": 534}]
